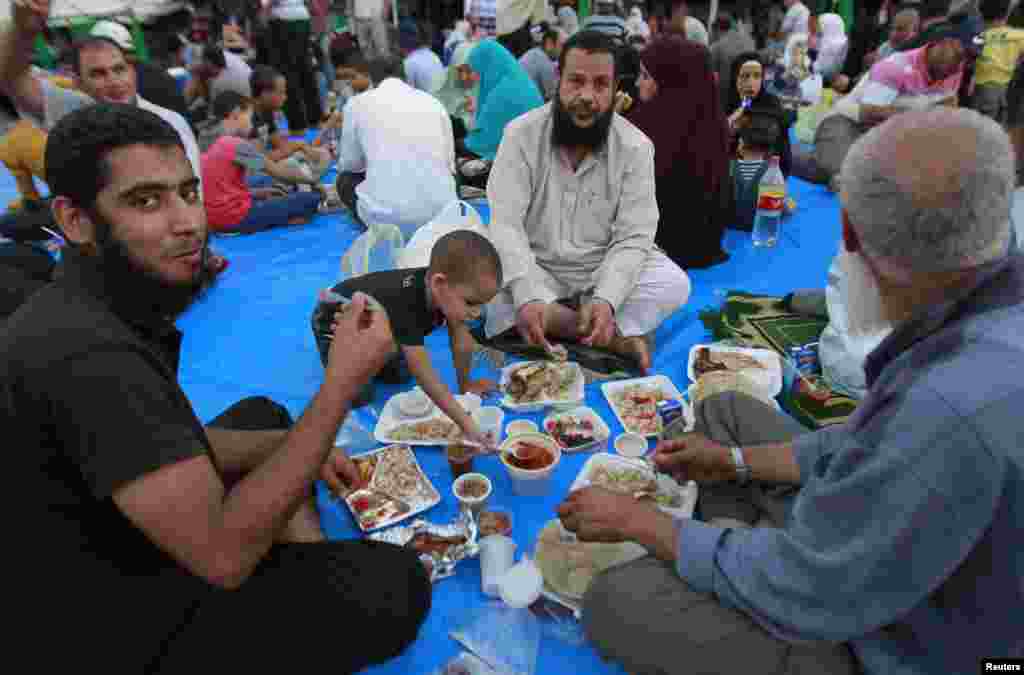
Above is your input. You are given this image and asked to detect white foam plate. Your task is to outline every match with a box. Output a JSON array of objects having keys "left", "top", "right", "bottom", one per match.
[
  {"left": 541, "top": 406, "right": 611, "bottom": 453},
  {"left": 686, "top": 344, "right": 783, "bottom": 398},
  {"left": 539, "top": 454, "right": 698, "bottom": 616},
  {"left": 340, "top": 444, "right": 441, "bottom": 532},
  {"left": 601, "top": 375, "right": 691, "bottom": 438},
  {"left": 499, "top": 361, "right": 585, "bottom": 413},
  {"left": 374, "top": 391, "right": 481, "bottom": 446},
  {"left": 569, "top": 452, "right": 698, "bottom": 518}
]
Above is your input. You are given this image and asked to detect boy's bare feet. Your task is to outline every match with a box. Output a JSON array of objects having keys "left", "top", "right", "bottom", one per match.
[
  {"left": 288, "top": 215, "right": 309, "bottom": 225},
  {"left": 609, "top": 334, "right": 652, "bottom": 373}
]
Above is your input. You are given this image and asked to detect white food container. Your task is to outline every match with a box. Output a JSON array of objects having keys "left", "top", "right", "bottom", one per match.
[
  {"left": 687, "top": 344, "right": 783, "bottom": 399},
  {"left": 499, "top": 432, "right": 562, "bottom": 496},
  {"left": 600, "top": 375, "right": 691, "bottom": 438},
  {"left": 542, "top": 406, "right": 611, "bottom": 453},
  {"left": 499, "top": 361, "right": 585, "bottom": 413}
]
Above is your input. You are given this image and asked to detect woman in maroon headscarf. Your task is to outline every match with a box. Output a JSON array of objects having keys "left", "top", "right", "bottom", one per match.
[{"left": 628, "top": 36, "right": 731, "bottom": 269}]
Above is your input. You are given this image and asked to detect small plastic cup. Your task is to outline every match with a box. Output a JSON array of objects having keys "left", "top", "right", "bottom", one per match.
[
  {"left": 447, "top": 443, "right": 475, "bottom": 478},
  {"left": 479, "top": 534, "right": 517, "bottom": 597},
  {"left": 453, "top": 472, "right": 492, "bottom": 517},
  {"left": 498, "top": 556, "right": 543, "bottom": 609},
  {"left": 473, "top": 406, "right": 505, "bottom": 447},
  {"left": 506, "top": 419, "right": 538, "bottom": 435},
  {"left": 397, "top": 389, "right": 432, "bottom": 418},
  {"left": 615, "top": 432, "right": 648, "bottom": 458}
]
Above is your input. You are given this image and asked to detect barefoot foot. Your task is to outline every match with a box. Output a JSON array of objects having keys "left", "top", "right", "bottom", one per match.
[{"left": 610, "top": 334, "right": 652, "bottom": 373}]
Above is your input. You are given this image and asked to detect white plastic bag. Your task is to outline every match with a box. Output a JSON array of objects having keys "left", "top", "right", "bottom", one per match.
[
  {"left": 397, "top": 200, "right": 487, "bottom": 270},
  {"left": 339, "top": 222, "right": 405, "bottom": 282},
  {"left": 449, "top": 602, "right": 541, "bottom": 675},
  {"left": 799, "top": 73, "right": 824, "bottom": 106},
  {"left": 431, "top": 652, "right": 499, "bottom": 675}
]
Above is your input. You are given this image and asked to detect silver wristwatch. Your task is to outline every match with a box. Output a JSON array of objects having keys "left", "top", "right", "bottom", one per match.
[{"left": 730, "top": 446, "right": 751, "bottom": 486}]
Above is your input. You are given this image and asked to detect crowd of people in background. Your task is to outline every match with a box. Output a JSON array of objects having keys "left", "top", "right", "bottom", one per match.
[{"left": 0, "top": 0, "right": 1022, "bottom": 672}]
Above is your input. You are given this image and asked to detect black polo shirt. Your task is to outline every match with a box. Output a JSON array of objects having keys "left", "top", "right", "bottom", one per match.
[
  {"left": 333, "top": 267, "right": 446, "bottom": 347},
  {"left": 1, "top": 249, "right": 214, "bottom": 672}
]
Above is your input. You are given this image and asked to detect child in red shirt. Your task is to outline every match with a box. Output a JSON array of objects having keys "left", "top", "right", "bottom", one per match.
[{"left": 200, "top": 92, "right": 322, "bottom": 234}]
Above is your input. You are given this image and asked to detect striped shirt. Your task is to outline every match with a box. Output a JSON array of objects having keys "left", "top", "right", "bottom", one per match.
[{"left": 735, "top": 159, "right": 766, "bottom": 182}]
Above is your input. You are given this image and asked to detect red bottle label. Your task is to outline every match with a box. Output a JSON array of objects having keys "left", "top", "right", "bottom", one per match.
[{"left": 757, "top": 194, "right": 784, "bottom": 211}]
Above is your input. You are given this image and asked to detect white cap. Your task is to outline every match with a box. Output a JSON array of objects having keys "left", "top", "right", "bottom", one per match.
[{"left": 90, "top": 21, "right": 134, "bottom": 53}]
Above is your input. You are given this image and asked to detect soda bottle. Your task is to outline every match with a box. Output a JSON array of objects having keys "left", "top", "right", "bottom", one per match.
[{"left": 753, "top": 155, "right": 785, "bottom": 247}]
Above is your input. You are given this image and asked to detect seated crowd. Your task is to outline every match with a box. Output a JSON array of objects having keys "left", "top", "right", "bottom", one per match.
[{"left": 0, "top": 0, "right": 1021, "bottom": 672}]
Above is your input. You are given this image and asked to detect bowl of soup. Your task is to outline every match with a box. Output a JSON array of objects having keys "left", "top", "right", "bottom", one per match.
[{"left": 499, "top": 432, "right": 562, "bottom": 496}]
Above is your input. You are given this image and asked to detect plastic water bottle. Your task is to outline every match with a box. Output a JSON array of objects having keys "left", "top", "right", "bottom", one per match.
[{"left": 753, "top": 155, "right": 785, "bottom": 248}]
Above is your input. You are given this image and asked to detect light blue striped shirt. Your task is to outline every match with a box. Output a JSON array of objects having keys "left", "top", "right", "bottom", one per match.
[{"left": 677, "top": 256, "right": 1024, "bottom": 674}]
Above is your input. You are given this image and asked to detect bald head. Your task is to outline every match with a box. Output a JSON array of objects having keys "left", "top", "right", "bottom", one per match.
[{"left": 840, "top": 108, "right": 1014, "bottom": 277}]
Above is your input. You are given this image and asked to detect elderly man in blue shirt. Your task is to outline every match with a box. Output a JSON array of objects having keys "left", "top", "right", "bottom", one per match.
[{"left": 558, "top": 107, "right": 1024, "bottom": 675}]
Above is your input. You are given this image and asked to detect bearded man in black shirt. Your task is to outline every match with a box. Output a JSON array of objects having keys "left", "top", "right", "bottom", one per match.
[{"left": 1, "top": 102, "right": 430, "bottom": 674}]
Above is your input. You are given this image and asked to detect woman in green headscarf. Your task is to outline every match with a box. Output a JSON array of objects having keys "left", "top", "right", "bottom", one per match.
[
  {"left": 430, "top": 41, "right": 479, "bottom": 142},
  {"left": 461, "top": 39, "right": 543, "bottom": 161}
]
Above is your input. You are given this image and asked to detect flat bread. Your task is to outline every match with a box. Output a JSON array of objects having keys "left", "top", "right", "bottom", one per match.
[
  {"left": 534, "top": 521, "right": 646, "bottom": 599},
  {"left": 691, "top": 370, "right": 775, "bottom": 407}
]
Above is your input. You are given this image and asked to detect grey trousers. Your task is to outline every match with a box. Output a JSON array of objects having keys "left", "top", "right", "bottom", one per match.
[
  {"left": 581, "top": 392, "right": 860, "bottom": 675},
  {"left": 971, "top": 83, "right": 1007, "bottom": 123},
  {"left": 792, "top": 116, "right": 867, "bottom": 185},
  {"left": 813, "top": 116, "right": 866, "bottom": 182}
]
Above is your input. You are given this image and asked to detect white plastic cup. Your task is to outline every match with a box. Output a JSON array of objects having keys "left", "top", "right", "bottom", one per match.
[
  {"left": 479, "top": 534, "right": 517, "bottom": 597},
  {"left": 615, "top": 432, "right": 648, "bottom": 458},
  {"left": 452, "top": 472, "right": 492, "bottom": 517},
  {"left": 498, "top": 556, "right": 543, "bottom": 609},
  {"left": 473, "top": 406, "right": 505, "bottom": 447}
]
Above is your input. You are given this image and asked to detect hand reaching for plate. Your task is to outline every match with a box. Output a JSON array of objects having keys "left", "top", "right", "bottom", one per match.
[
  {"left": 461, "top": 426, "right": 497, "bottom": 453},
  {"left": 321, "top": 448, "right": 363, "bottom": 496}
]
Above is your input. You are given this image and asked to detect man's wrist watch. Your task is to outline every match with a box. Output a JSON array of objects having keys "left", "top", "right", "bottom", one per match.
[{"left": 730, "top": 446, "right": 751, "bottom": 486}]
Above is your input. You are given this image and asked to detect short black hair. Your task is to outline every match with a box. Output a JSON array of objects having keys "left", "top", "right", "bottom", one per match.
[
  {"left": 45, "top": 103, "right": 183, "bottom": 210},
  {"left": 1006, "top": 55, "right": 1024, "bottom": 127},
  {"left": 543, "top": 27, "right": 561, "bottom": 45},
  {"left": 738, "top": 108, "right": 783, "bottom": 154},
  {"left": 920, "top": 0, "right": 952, "bottom": 20},
  {"left": 69, "top": 36, "right": 126, "bottom": 75},
  {"left": 335, "top": 48, "right": 370, "bottom": 73},
  {"left": 250, "top": 65, "right": 283, "bottom": 98},
  {"left": 202, "top": 42, "right": 227, "bottom": 69},
  {"left": 670, "top": 0, "right": 689, "bottom": 15},
  {"left": 212, "top": 90, "right": 251, "bottom": 120},
  {"left": 559, "top": 30, "right": 620, "bottom": 81},
  {"left": 429, "top": 230, "right": 503, "bottom": 287},
  {"left": 367, "top": 57, "right": 403, "bottom": 84},
  {"left": 980, "top": 0, "right": 1013, "bottom": 22}
]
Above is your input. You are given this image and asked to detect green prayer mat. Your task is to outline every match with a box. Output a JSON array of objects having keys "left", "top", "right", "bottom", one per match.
[{"left": 700, "top": 291, "right": 858, "bottom": 429}]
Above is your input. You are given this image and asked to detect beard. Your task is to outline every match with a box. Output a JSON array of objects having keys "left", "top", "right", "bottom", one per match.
[
  {"left": 836, "top": 244, "right": 894, "bottom": 348},
  {"left": 89, "top": 210, "right": 210, "bottom": 319},
  {"left": 552, "top": 95, "right": 615, "bottom": 150}
]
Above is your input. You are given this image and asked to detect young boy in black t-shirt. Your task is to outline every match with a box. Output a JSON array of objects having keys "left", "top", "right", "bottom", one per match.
[{"left": 311, "top": 230, "right": 502, "bottom": 447}]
